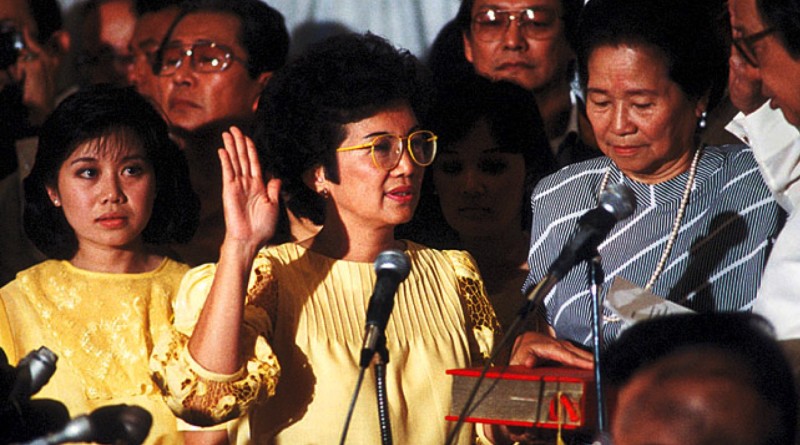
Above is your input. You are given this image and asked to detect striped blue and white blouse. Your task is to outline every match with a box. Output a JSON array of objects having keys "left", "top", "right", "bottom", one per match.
[{"left": 523, "top": 145, "right": 783, "bottom": 346}]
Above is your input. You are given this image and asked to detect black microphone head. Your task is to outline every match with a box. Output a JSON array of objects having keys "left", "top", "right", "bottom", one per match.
[
  {"left": 0, "top": 398, "right": 70, "bottom": 442},
  {"left": 599, "top": 182, "right": 636, "bottom": 221},
  {"left": 373, "top": 249, "right": 411, "bottom": 280},
  {"left": 9, "top": 346, "right": 58, "bottom": 404},
  {"left": 89, "top": 404, "right": 153, "bottom": 445}
]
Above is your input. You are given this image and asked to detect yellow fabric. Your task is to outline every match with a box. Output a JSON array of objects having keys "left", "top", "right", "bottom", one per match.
[
  {"left": 0, "top": 258, "right": 189, "bottom": 445},
  {"left": 154, "top": 241, "right": 499, "bottom": 445},
  {"left": 150, "top": 327, "right": 280, "bottom": 427}
]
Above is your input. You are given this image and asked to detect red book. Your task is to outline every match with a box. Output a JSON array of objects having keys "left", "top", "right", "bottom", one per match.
[{"left": 446, "top": 365, "right": 600, "bottom": 430}]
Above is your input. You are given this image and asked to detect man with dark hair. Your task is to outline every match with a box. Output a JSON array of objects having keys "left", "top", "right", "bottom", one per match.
[
  {"left": 455, "top": 0, "right": 597, "bottom": 166},
  {"left": 0, "top": 0, "right": 71, "bottom": 178},
  {"left": 75, "top": 0, "right": 137, "bottom": 87},
  {"left": 604, "top": 313, "right": 797, "bottom": 445},
  {"left": 726, "top": 0, "right": 800, "bottom": 342},
  {"left": 154, "top": 0, "right": 289, "bottom": 266},
  {"left": 0, "top": 0, "right": 72, "bottom": 286},
  {"left": 127, "top": 0, "right": 181, "bottom": 102},
  {"left": 725, "top": 4, "right": 800, "bottom": 440}
]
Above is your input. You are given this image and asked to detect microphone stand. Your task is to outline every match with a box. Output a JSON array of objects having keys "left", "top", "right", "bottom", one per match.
[
  {"left": 373, "top": 336, "right": 392, "bottom": 445},
  {"left": 340, "top": 335, "right": 393, "bottom": 445},
  {"left": 588, "top": 255, "right": 607, "bottom": 436}
]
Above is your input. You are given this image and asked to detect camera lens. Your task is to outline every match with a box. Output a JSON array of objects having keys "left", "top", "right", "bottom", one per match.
[{"left": 0, "top": 20, "right": 25, "bottom": 70}]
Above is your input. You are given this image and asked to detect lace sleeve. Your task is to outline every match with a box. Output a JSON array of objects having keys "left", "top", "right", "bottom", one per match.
[
  {"left": 150, "top": 260, "right": 281, "bottom": 426},
  {"left": 445, "top": 250, "right": 501, "bottom": 365}
]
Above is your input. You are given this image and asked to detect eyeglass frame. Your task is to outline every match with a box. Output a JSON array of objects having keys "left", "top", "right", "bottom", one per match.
[
  {"left": 732, "top": 27, "right": 776, "bottom": 68},
  {"left": 470, "top": 7, "right": 561, "bottom": 42},
  {"left": 155, "top": 40, "right": 248, "bottom": 76},
  {"left": 336, "top": 130, "right": 438, "bottom": 170}
]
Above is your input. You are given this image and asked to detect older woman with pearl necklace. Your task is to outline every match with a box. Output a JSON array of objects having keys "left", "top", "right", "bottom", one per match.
[{"left": 513, "top": 0, "right": 783, "bottom": 367}]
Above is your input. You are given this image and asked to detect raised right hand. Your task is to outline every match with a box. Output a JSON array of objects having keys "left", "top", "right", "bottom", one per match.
[{"left": 218, "top": 126, "right": 281, "bottom": 252}]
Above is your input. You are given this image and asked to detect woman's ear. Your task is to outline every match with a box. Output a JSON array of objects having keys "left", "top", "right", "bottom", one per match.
[
  {"left": 45, "top": 185, "right": 61, "bottom": 207},
  {"left": 695, "top": 93, "right": 710, "bottom": 118},
  {"left": 302, "top": 165, "right": 327, "bottom": 193}
]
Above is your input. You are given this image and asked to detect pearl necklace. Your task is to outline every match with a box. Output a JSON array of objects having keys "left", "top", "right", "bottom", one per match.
[{"left": 597, "top": 147, "right": 703, "bottom": 291}]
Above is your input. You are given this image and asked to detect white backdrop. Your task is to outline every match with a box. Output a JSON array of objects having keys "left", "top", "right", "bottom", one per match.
[{"left": 58, "top": 0, "right": 461, "bottom": 58}]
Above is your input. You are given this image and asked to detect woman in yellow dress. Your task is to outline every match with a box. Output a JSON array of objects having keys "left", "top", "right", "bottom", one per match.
[
  {"left": 0, "top": 84, "right": 199, "bottom": 445},
  {"left": 150, "top": 33, "right": 500, "bottom": 445}
]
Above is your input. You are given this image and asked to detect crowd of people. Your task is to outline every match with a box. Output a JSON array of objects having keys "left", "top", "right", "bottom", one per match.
[{"left": 1, "top": 0, "right": 799, "bottom": 444}]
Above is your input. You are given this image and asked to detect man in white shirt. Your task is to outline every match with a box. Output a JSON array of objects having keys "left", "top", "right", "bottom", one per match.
[{"left": 726, "top": 0, "right": 800, "bottom": 340}]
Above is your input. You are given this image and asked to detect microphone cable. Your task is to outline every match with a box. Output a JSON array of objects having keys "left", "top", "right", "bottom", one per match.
[{"left": 338, "top": 367, "right": 367, "bottom": 445}]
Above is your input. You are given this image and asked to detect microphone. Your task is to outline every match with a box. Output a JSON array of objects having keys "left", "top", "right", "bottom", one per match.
[
  {"left": 359, "top": 249, "right": 411, "bottom": 368},
  {"left": 21, "top": 404, "right": 153, "bottom": 445},
  {"left": 8, "top": 347, "right": 58, "bottom": 405},
  {"left": 523, "top": 183, "right": 636, "bottom": 310},
  {"left": 547, "top": 183, "right": 636, "bottom": 280}
]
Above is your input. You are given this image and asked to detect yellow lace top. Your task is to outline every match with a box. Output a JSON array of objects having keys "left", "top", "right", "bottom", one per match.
[
  {"left": 0, "top": 258, "right": 189, "bottom": 445},
  {"left": 151, "top": 241, "right": 499, "bottom": 445}
]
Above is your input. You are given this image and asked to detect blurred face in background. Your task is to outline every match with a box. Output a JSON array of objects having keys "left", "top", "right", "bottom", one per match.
[
  {"left": 128, "top": 6, "right": 179, "bottom": 103},
  {"left": 729, "top": 0, "right": 800, "bottom": 126},
  {"left": 433, "top": 119, "right": 526, "bottom": 239},
  {"left": 78, "top": 0, "right": 136, "bottom": 86},
  {"left": 463, "top": 0, "right": 574, "bottom": 93}
]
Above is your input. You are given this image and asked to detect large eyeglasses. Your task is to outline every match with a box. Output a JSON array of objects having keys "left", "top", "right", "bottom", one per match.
[
  {"left": 336, "top": 130, "right": 438, "bottom": 170},
  {"left": 732, "top": 27, "right": 775, "bottom": 68},
  {"left": 157, "top": 41, "right": 247, "bottom": 76},
  {"left": 471, "top": 8, "right": 560, "bottom": 42}
]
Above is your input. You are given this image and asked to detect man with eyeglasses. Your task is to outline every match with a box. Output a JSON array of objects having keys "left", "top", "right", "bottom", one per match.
[
  {"left": 725, "top": 2, "right": 800, "bottom": 437},
  {"left": 153, "top": 0, "right": 289, "bottom": 267},
  {"left": 455, "top": 0, "right": 598, "bottom": 167},
  {"left": 725, "top": 0, "right": 800, "bottom": 335},
  {"left": 0, "top": 0, "right": 73, "bottom": 286},
  {"left": 127, "top": 0, "right": 181, "bottom": 103}
]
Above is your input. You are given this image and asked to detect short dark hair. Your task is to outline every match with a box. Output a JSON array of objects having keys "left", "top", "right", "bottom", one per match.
[
  {"left": 255, "top": 32, "right": 433, "bottom": 225},
  {"left": 134, "top": 0, "right": 182, "bottom": 16},
  {"left": 576, "top": 0, "right": 728, "bottom": 112},
  {"left": 757, "top": 0, "right": 800, "bottom": 58},
  {"left": 456, "top": 0, "right": 584, "bottom": 51},
  {"left": 24, "top": 85, "right": 199, "bottom": 259},
  {"left": 426, "top": 76, "right": 557, "bottom": 231},
  {"left": 28, "top": 0, "right": 62, "bottom": 43},
  {"left": 603, "top": 313, "right": 797, "bottom": 445},
  {"left": 165, "top": 0, "right": 289, "bottom": 78}
]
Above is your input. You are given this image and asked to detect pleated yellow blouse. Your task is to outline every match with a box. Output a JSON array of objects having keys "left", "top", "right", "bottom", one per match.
[
  {"left": 152, "top": 241, "right": 499, "bottom": 444},
  {"left": 0, "top": 258, "right": 189, "bottom": 445}
]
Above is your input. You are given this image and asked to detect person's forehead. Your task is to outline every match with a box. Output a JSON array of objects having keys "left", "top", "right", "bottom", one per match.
[
  {"left": 0, "top": 0, "right": 37, "bottom": 35},
  {"left": 729, "top": 0, "right": 764, "bottom": 31},
  {"left": 132, "top": 8, "right": 179, "bottom": 48},
  {"left": 168, "top": 11, "right": 243, "bottom": 48},
  {"left": 471, "top": 0, "right": 562, "bottom": 13}
]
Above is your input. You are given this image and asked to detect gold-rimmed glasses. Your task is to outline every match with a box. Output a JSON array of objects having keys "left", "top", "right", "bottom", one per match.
[
  {"left": 336, "top": 130, "right": 438, "bottom": 170},
  {"left": 732, "top": 27, "right": 776, "bottom": 67},
  {"left": 471, "top": 8, "right": 560, "bottom": 42},
  {"left": 156, "top": 41, "right": 248, "bottom": 76}
]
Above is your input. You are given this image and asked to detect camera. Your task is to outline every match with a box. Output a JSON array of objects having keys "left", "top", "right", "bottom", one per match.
[{"left": 0, "top": 20, "right": 25, "bottom": 70}]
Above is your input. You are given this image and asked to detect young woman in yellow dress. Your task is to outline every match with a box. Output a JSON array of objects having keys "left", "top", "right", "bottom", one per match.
[{"left": 0, "top": 84, "right": 199, "bottom": 445}]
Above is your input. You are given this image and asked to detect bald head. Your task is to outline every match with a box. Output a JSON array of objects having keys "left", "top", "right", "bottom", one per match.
[{"left": 612, "top": 348, "right": 778, "bottom": 445}]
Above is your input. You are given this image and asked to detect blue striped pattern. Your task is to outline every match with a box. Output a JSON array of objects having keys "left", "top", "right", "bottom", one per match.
[{"left": 523, "top": 145, "right": 784, "bottom": 346}]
